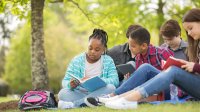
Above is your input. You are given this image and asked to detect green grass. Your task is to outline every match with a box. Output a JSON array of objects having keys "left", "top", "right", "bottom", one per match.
[
  {"left": 32, "top": 102, "right": 200, "bottom": 112},
  {"left": 0, "top": 96, "right": 18, "bottom": 103},
  {"left": 5, "top": 102, "right": 200, "bottom": 112},
  {"left": 1, "top": 97, "right": 200, "bottom": 112},
  {"left": 42, "top": 102, "right": 200, "bottom": 112}
]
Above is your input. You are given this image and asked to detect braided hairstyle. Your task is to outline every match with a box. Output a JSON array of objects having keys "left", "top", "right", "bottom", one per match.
[{"left": 89, "top": 29, "right": 108, "bottom": 51}]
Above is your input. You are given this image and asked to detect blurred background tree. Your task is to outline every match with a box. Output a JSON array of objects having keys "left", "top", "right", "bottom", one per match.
[
  {"left": 2, "top": 6, "right": 85, "bottom": 94},
  {"left": 0, "top": 0, "right": 199, "bottom": 94}
]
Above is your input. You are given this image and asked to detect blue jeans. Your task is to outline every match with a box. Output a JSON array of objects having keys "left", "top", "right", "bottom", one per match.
[
  {"left": 136, "top": 64, "right": 200, "bottom": 99},
  {"left": 58, "top": 84, "right": 115, "bottom": 107},
  {"left": 115, "top": 63, "right": 161, "bottom": 95}
]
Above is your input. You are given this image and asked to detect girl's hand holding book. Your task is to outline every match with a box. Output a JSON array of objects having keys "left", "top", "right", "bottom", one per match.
[
  {"left": 169, "top": 58, "right": 194, "bottom": 72},
  {"left": 124, "top": 73, "right": 130, "bottom": 80},
  {"left": 181, "top": 62, "right": 195, "bottom": 72},
  {"left": 70, "top": 78, "right": 80, "bottom": 89}
]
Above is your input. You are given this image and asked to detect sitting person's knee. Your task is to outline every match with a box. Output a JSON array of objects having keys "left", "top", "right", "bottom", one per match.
[
  {"left": 138, "top": 63, "right": 152, "bottom": 69},
  {"left": 106, "top": 84, "right": 116, "bottom": 91},
  {"left": 58, "top": 88, "right": 69, "bottom": 100}
]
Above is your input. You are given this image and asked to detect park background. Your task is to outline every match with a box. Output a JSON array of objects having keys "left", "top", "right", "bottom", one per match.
[{"left": 0, "top": 0, "right": 199, "bottom": 95}]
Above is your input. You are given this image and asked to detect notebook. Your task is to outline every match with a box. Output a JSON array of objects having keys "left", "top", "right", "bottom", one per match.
[
  {"left": 69, "top": 74, "right": 106, "bottom": 92},
  {"left": 161, "top": 56, "right": 185, "bottom": 70},
  {"left": 116, "top": 63, "right": 135, "bottom": 75}
]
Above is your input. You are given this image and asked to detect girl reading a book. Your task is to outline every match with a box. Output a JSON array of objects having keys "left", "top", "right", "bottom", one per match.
[
  {"left": 57, "top": 29, "right": 119, "bottom": 109},
  {"left": 85, "top": 8, "right": 200, "bottom": 110}
]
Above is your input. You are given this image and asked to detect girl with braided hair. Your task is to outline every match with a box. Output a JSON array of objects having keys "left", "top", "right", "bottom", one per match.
[{"left": 57, "top": 29, "right": 119, "bottom": 109}]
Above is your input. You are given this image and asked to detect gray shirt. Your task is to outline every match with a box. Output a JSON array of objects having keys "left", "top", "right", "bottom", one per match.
[{"left": 160, "top": 39, "right": 188, "bottom": 61}]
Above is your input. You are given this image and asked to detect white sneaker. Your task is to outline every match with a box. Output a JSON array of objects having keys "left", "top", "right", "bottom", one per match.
[
  {"left": 99, "top": 94, "right": 111, "bottom": 98},
  {"left": 99, "top": 95, "right": 119, "bottom": 104},
  {"left": 84, "top": 96, "right": 119, "bottom": 107},
  {"left": 105, "top": 98, "right": 137, "bottom": 109},
  {"left": 58, "top": 100, "right": 75, "bottom": 109}
]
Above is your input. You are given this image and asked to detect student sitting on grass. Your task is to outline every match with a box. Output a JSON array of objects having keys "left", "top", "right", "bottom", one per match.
[
  {"left": 86, "top": 8, "right": 200, "bottom": 110},
  {"left": 84, "top": 27, "right": 174, "bottom": 108},
  {"left": 160, "top": 19, "right": 188, "bottom": 100},
  {"left": 160, "top": 19, "right": 188, "bottom": 60},
  {"left": 57, "top": 29, "right": 119, "bottom": 109},
  {"left": 107, "top": 24, "right": 142, "bottom": 83}
]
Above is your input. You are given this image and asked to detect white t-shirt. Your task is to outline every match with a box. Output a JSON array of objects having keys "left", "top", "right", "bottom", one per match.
[{"left": 85, "top": 58, "right": 102, "bottom": 77}]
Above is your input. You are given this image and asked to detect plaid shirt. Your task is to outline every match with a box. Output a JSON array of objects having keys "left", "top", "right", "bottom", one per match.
[{"left": 136, "top": 44, "right": 174, "bottom": 70}]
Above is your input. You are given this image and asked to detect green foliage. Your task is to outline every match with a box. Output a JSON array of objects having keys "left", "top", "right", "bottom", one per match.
[
  {"left": 3, "top": 24, "right": 31, "bottom": 94},
  {"left": 43, "top": 8, "right": 85, "bottom": 92},
  {"left": 64, "top": 0, "right": 196, "bottom": 46},
  {"left": 192, "top": 0, "right": 200, "bottom": 7},
  {"left": 3, "top": 7, "right": 86, "bottom": 94},
  {"left": 0, "top": 0, "right": 30, "bottom": 19},
  {"left": 65, "top": 0, "right": 139, "bottom": 47},
  {"left": 168, "top": 6, "right": 192, "bottom": 41},
  {"left": 10, "top": 0, "right": 30, "bottom": 19},
  {"left": 0, "top": 0, "right": 7, "bottom": 12}
]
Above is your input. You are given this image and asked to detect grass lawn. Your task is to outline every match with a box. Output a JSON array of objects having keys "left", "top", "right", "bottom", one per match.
[
  {"left": 54, "top": 102, "right": 200, "bottom": 112},
  {"left": 1, "top": 97, "right": 200, "bottom": 112},
  {"left": 0, "top": 96, "right": 18, "bottom": 103},
  {"left": 21, "top": 102, "right": 199, "bottom": 112}
]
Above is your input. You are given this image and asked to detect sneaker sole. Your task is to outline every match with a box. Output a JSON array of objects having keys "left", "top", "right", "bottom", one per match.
[{"left": 105, "top": 102, "right": 137, "bottom": 110}]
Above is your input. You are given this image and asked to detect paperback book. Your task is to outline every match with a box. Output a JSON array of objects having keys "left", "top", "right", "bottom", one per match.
[
  {"left": 69, "top": 74, "right": 106, "bottom": 92},
  {"left": 161, "top": 56, "right": 185, "bottom": 70}
]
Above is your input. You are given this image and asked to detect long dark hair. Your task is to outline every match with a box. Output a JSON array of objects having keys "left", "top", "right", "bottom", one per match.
[{"left": 183, "top": 8, "right": 200, "bottom": 62}]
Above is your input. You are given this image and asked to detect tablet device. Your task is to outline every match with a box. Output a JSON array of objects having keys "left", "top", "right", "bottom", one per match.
[{"left": 116, "top": 63, "right": 135, "bottom": 75}]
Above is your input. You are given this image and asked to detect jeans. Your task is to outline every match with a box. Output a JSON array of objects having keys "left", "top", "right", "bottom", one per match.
[
  {"left": 58, "top": 84, "right": 115, "bottom": 107},
  {"left": 115, "top": 63, "right": 161, "bottom": 95},
  {"left": 137, "top": 64, "right": 200, "bottom": 99}
]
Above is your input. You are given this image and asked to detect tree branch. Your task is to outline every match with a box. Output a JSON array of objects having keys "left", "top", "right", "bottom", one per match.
[
  {"left": 68, "top": 0, "right": 102, "bottom": 27},
  {"left": 49, "top": 0, "right": 63, "bottom": 3}
]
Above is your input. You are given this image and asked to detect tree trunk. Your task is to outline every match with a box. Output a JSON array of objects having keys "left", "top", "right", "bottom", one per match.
[
  {"left": 157, "top": 0, "right": 165, "bottom": 45},
  {"left": 31, "top": 0, "right": 49, "bottom": 90},
  {"left": 0, "top": 46, "right": 6, "bottom": 77}
]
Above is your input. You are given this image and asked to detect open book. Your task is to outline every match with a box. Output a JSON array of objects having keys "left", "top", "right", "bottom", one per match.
[
  {"left": 161, "top": 56, "right": 185, "bottom": 70},
  {"left": 116, "top": 63, "right": 135, "bottom": 75},
  {"left": 69, "top": 74, "right": 106, "bottom": 92}
]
